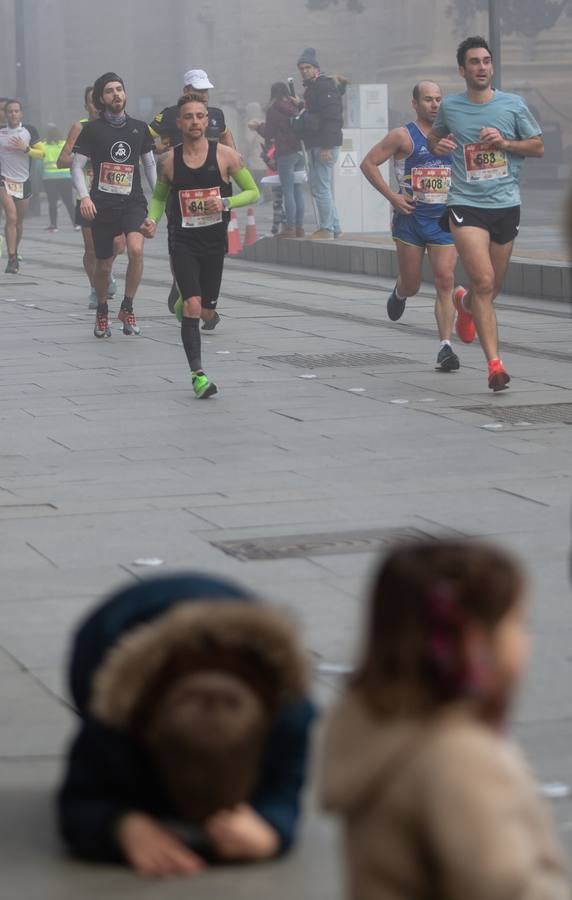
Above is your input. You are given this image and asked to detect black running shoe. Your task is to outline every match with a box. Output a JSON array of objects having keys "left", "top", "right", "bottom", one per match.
[
  {"left": 436, "top": 344, "right": 460, "bottom": 372},
  {"left": 201, "top": 311, "right": 221, "bottom": 331},
  {"left": 387, "top": 286, "right": 406, "bottom": 321},
  {"left": 5, "top": 256, "right": 19, "bottom": 275},
  {"left": 167, "top": 281, "right": 179, "bottom": 314}
]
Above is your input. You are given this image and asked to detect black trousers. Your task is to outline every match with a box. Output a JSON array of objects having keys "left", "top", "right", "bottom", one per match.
[{"left": 43, "top": 179, "right": 75, "bottom": 227}]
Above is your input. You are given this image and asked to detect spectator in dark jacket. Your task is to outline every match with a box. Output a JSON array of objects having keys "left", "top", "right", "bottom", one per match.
[
  {"left": 250, "top": 82, "right": 306, "bottom": 237},
  {"left": 57, "top": 572, "right": 315, "bottom": 877},
  {"left": 296, "top": 48, "right": 344, "bottom": 239}
]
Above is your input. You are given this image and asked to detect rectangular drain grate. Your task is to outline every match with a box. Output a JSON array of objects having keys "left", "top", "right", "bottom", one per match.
[
  {"left": 211, "top": 527, "right": 431, "bottom": 561},
  {"left": 259, "top": 351, "right": 414, "bottom": 369},
  {"left": 465, "top": 403, "right": 572, "bottom": 425}
]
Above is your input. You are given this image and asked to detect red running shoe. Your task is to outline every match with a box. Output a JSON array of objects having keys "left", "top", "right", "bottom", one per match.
[
  {"left": 488, "top": 358, "right": 510, "bottom": 392},
  {"left": 453, "top": 286, "right": 476, "bottom": 344},
  {"left": 94, "top": 309, "right": 111, "bottom": 338},
  {"left": 117, "top": 309, "right": 141, "bottom": 335}
]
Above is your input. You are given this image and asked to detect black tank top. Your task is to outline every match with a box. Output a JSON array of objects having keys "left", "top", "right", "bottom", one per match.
[{"left": 168, "top": 141, "right": 232, "bottom": 253}]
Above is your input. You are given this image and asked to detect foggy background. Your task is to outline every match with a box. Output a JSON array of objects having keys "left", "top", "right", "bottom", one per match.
[{"left": 1, "top": 0, "right": 570, "bottom": 239}]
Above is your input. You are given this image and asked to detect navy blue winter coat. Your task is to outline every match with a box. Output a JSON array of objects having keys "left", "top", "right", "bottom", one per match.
[{"left": 57, "top": 573, "right": 315, "bottom": 863}]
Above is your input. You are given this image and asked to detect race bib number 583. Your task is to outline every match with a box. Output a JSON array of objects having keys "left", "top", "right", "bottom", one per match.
[
  {"left": 98, "top": 162, "right": 134, "bottom": 195},
  {"left": 464, "top": 142, "right": 508, "bottom": 182}
]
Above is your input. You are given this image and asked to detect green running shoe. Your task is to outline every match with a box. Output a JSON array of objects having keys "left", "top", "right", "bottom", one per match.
[
  {"left": 174, "top": 296, "right": 183, "bottom": 322},
  {"left": 192, "top": 372, "right": 218, "bottom": 399}
]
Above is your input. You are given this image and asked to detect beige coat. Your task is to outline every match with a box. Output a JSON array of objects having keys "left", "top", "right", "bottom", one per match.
[{"left": 320, "top": 692, "right": 570, "bottom": 900}]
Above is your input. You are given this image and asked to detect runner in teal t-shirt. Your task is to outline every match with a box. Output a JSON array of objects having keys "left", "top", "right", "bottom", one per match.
[{"left": 428, "top": 36, "right": 543, "bottom": 393}]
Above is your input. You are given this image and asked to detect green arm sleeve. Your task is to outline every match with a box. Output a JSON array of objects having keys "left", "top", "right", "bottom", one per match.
[
  {"left": 148, "top": 179, "right": 170, "bottom": 223},
  {"left": 228, "top": 167, "right": 260, "bottom": 210}
]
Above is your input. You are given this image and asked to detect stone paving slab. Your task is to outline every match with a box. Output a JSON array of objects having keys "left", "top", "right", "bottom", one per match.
[{"left": 0, "top": 218, "right": 571, "bottom": 894}]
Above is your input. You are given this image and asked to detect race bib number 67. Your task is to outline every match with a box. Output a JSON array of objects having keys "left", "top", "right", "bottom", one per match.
[{"left": 464, "top": 142, "right": 508, "bottom": 182}]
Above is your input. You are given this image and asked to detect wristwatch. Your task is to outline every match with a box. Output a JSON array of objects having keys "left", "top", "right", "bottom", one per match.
[{"left": 221, "top": 197, "right": 230, "bottom": 211}]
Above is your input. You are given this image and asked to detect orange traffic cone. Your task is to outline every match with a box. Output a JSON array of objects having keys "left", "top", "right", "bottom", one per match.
[
  {"left": 243, "top": 207, "right": 258, "bottom": 246},
  {"left": 227, "top": 211, "right": 243, "bottom": 256}
]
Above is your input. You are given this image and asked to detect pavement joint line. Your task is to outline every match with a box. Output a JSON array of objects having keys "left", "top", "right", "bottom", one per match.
[
  {"left": 492, "top": 487, "right": 551, "bottom": 508},
  {"left": 0, "top": 642, "right": 73, "bottom": 710},
  {"left": 12, "top": 248, "right": 571, "bottom": 320}
]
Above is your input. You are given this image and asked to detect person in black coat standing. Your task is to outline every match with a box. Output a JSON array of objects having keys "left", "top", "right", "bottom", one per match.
[
  {"left": 57, "top": 572, "right": 315, "bottom": 877},
  {"left": 296, "top": 48, "right": 344, "bottom": 239}
]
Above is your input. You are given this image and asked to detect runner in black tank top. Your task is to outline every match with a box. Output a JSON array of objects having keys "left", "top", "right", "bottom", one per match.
[
  {"left": 142, "top": 95, "right": 260, "bottom": 400},
  {"left": 168, "top": 140, "right": 232, "bottom": 256}
]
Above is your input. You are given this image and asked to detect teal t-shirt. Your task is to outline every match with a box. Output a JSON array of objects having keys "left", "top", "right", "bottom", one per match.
[{"left": 433, "top": 90, "right": 541, "bottom": 208}]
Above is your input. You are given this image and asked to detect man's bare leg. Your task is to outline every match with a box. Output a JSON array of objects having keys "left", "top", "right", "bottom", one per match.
[{"left": 427, "top": 244, "right": 456, "bottom": 341}]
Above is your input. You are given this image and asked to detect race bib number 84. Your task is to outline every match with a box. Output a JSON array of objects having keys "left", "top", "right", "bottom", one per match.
[
  {"left": 411, "top": 166, "right": 451, "bottom": 204},
  {"left": 98, "top": 162, "right": 134, "bottom": 195},
  {"left": 464, "top": 142, "right": 508, "bottom": 182},
  {"left": 179, "top": 187, "right": 222, "bottom": 228}
]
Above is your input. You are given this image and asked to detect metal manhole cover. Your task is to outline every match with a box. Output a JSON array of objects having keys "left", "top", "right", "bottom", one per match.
[
  {"left": 211, "top": 526, "right": 431, "bottom": 561},
  {"left": 259, "top": 351, "right": 414, "bottom": 369},
  {"left": 465, "top": 403, "right": 572, "bottom": 425}
]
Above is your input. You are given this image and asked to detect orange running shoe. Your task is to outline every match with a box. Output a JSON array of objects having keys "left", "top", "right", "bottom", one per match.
[
  {"left": 488, "top": 358, "right": 511, "bottom": 392},
  {"left": 453, "top": 286, "right": 476, "bottom": 343}
]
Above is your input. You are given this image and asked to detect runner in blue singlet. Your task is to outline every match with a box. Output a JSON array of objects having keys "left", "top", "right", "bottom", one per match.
[{"left": 361, "top": 82, "right": 459, "bottom": 372}]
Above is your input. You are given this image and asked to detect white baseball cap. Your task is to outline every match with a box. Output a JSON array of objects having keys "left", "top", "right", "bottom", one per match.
[{"left": 183, "top": 69, "right": 214, "bottom": 90}]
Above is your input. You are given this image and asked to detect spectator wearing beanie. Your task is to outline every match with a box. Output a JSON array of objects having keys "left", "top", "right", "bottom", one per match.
[{"left": 296, "top": 47, "right": 344, "bottom": 239}]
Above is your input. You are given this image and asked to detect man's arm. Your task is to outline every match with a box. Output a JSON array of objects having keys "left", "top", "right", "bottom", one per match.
[
  {"left": 71, "top": 153, "right": 97, "bottom": 221},
  {"left": 140, "top": 152, "right": 172, "bottom": 237},
  {"left": 480, "top": 130, "right": 544, "bottom": 158},
  {"left": 57, "top": 122, "right": 83, "bottom": 168},
  {"left": 219, "top": 128, "right": 236, "bottom": 150},
  {"left": 140, "top": 150, "right": 157, "bottom": 191},
  {"left": 360, "top": 127, "right": 416, "bottom": 215},
  {"left": 204, "top": 146, "right": 260, "bottom": 214},
  {"left": 427, "top": 126, "right": 457, "bottom": 157}
]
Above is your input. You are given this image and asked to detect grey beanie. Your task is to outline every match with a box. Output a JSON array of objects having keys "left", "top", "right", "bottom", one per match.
[{"left": 298, "top": 47, "right": 320, "bottom": 68}]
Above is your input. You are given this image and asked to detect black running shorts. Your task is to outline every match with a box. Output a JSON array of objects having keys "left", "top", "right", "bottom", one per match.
[
  {"left": 170, "top": 243, "right": 225, "bottom": 309},
  {"left": 91, "top": 202, "right": 147, "bottom": 259},
  {"left": 439, "top": 205, "right": 520, "bottom": 245}
]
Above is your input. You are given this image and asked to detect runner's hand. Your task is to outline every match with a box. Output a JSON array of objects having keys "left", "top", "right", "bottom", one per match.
[
  {"left": 116, "top": 812, "right": 206, "bottom": 877},
  {"left": 392, "top": 193, "right": 416, "bottom": 215},
  {"left": 140, "top": 218, "right": 157, "bottom": 238},
  {"left": 79, "top": 197, "right": 97, "bottom": 221},
  {"left": 8, "top": 137, "right": 28, "bottom": 152},
  {"left": 479, "top": 127, "right": 507, "bottom": 150},
  {"left": 204, "top": 196, "right": 223, "bottom": 213},
  {"left": 433, "top": 133, "right": 457, "bottom": 155}
]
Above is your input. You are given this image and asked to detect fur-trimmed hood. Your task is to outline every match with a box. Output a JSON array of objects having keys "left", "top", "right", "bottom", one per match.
[{"left": 92, "top": 601, "right": 308, "bottom": 732}]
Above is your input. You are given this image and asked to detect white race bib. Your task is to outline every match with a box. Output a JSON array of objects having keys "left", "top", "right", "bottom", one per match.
[
  {"left": 98, "top": 162, "right": 134, "bottom": 195},
  {"left": 411, "top": 166, "right": 451, "bottom": 204},
  {"left": 463, "top": 142, "right": 508, "bottom": 182},
  {"left": 4, "top": 179, "right": 24, "bottom": 199},
  {"left": 179, "top": 187, "right": 222, "bottom": 228}
]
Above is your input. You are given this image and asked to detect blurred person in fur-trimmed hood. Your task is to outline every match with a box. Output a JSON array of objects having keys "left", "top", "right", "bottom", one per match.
[{"left": 57, "top": 572, "right": 315, "bottom": 877}]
